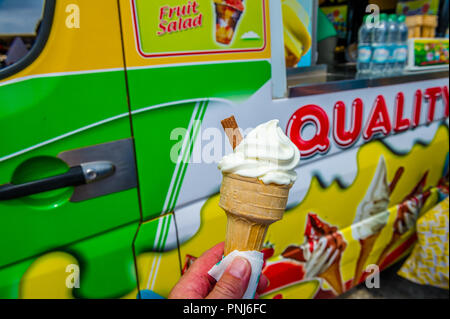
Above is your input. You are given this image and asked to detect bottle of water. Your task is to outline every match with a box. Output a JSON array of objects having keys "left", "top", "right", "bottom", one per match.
[
  {"left": 386, "top": 14, "right": 398, "bottom": 74},
  {"left": 370, "top": 13, "right": 389, "bottom": 76},
  {"left": 357, "top": 15, "right": 373, "bottom": 75},
  {"left": 394, "top": 15, "right": 408, "bottom": 74}
]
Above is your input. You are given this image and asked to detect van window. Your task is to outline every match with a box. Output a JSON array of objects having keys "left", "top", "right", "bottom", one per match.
[
  {"left": 275, "top": 0, "right": 449, "bottom": 99},
  {"left": 0, "top": 0, "right": 45, "bottom": 70}
]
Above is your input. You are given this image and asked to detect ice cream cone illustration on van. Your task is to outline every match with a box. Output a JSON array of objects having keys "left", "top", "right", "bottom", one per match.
[
  {"left": 282, "top": 0, "right": 312, "bottom": 67},
  {"left": 377, "top": 171, "right": 431, "bottom": 268},
  {"left": 214, "top": 0, "right": 245, "bottom": 45},
  {"left": 351, "top": 157, "right": 404, "bottom": 286},
  {"left": 282, "top": 213, "right": 347, "bottom": 295},
  {"left": 352, "top": 157, "right": 390, "bottom": 286}
]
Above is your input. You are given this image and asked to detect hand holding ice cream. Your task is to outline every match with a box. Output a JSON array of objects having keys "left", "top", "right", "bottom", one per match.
[
  {"left": 218, "top": 118, "right": 300, "bottom": 254},
  {"left": 208, "top": 117, "right": 300, "bottom": 298},
  {"left": 170, "top": 242, "right": 269, "bottom": 299}
]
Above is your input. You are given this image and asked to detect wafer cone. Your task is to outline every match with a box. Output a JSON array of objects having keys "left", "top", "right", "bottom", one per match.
[
  {"left": 318, "top": 257, "right": 344, "bottom": 295},
  {"left": 220, "top": 173, "right": 291, "bottom": 255},
  {"left": 285, "top": 48, "right": 301, "bottom": 68},
  {"left": 377, "top": 232, "right": 402, "bottom": 268},
  {"left": 352, "top": 232, "right": 380, "bottom": 286}
]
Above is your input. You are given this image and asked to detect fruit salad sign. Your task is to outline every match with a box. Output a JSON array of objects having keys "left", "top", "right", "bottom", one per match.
[{"left": 131, "top": 0, "right": 267, "bottom": 57}]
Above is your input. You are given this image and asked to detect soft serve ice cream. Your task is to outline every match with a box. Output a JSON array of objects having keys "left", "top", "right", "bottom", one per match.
[
  {"left": 352, "top": 156, "right": 391, "bottom": 286},
  {"left": 352, "top": 156, "right": 390, "bottom": 240},
  {"left": 218, "top": 119, "right": 300, "bottom": 185},
  {"left": 376, "top": 173, "right": 430, "bottom": 267},
  {"left": 211, "top": 119, "right": 300, "bottom": 299},
  {"left": 282, "top": 213, "right": 347, "bottom": 294},
  {"left": 397, "top": 197, "right": 422, "bottom": 234},
  {"left": 394, "top": 173, "right": 430, "bottom": 235}
]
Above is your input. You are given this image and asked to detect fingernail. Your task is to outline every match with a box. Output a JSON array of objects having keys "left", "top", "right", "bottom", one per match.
[{"left": 228, "top": 257, "right": 249, "bottom": 279}]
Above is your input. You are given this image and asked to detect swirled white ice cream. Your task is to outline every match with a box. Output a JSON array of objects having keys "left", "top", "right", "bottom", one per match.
[
  {"left": 302, "top": 238, "right": 340, "bottom": 279},
  {"left": 397, "top": 196, "right": 422, "bottom": 234},
  {"left": 218, "top": 120, "right": 300, "bottom": 185},
  {"left": 352, "top": 156, "right": 390, "bottom": 240}
]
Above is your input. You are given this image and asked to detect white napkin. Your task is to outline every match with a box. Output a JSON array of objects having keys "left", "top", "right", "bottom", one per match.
[{"left": 208, "top": 250, "right": 264, "bottom": 299}]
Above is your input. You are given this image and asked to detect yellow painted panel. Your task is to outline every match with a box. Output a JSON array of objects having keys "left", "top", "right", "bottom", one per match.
[
  {"left": 2, "top": 0, "right": 125, "bottom": 83},
  {"left": 20, "top": 252, "right": 77, "bottom": 299},
  {"left": 136, "top": 249, "right": 181, "bottom": 298}
]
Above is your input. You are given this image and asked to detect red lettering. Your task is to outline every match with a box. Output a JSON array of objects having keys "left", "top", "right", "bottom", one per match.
[
  {"left": 443, "top": 86, "right": 449, "bottom": 118},
  {"left": 167, "top": 2, "right": 198, "bottom": 17},
  {"left": 179, "top": 5, "right": 186, "bottom": 17},
  {"left": 287, "top": 105, "right": 330, "bottom": 158},
  {"left": 363, "top": 95, "right": 392, "bottom": 140},
  {"left": 183, "top": 17, "right": 193, "bottom": 29},
  {"left": 413, "top": 89, "right": 422, "bottom": 127},
  {"left": 394, "top": 92, "right": 410, "bottom": 132},
  {"left": 192, "top": 1, "right": 199, "bottom": 13},
  {"left": 157, "top": 22, "right": 167, "bottom": 35},
  {"left": 425, "top": 87, "right": 442, "bottom": 123},
  {"left": 167, "top": 20, "right": 177, "bottom": 32},
  {"left": 333, "top": 98, "right": 363, "bottom": 148},
  {"left": 158, "top": 2, "right": 202, "bottom": 35},
  {"left": 193, "top": 14, "right": 202, "bottom": 27},
  {"left": 159, "top": 6, "right": 169, "bottom": 19}
]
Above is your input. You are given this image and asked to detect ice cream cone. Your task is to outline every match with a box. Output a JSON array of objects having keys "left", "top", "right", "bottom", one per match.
[
  {"left": 352, "top": 232, "right": 380, "bottom": 286},
  {"left": 318, "top": 257, "right": 344, "bottom": 295},
  {"left": 282, "top": 0, "right": 311, "bottom": 67},
  {"left": 214, "top": 3, "right": 243, "bottom": 45},
  {"left": 377, "top": 232, "right": 402, "bottom": 268},
  {"left": 285, "top": 46, "right": 301, "bottom": 68},
  {"left": 219, "top": 173, "right": 291, "bottom": 255}
]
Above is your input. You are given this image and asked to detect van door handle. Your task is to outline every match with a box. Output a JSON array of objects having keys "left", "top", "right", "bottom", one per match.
[{"left": 0, "top": 161, "right": 115, "bottom": 200}]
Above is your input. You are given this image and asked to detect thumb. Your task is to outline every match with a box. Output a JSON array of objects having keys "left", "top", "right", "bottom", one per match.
[{"left": 207, "top": 256, "right": 251, "bottom": 299}]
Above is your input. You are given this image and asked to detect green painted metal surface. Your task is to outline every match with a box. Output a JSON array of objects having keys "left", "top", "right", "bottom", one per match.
[
  {"left": 127, "top": 61, "right": 272, "bottom": 220},
  {"left": 0, "top": 71, "right": 141, "bottom": 268}
]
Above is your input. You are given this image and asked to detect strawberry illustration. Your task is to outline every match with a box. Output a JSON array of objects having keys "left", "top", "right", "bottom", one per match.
[{"left": 261, "top": 242, "right": 275, "bottom": 269}]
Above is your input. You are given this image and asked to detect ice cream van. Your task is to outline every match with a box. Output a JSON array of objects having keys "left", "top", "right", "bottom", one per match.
[{"left": 0, "top": 0, "right": 448, "bottom": 299}]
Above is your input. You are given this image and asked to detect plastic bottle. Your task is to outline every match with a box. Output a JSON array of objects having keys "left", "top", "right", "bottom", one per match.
[
  {"left": 357, "top": 15, "right": 373, "bottom": 75},
  {"left": 394, "top": 15, "right": 409, "bottom": 74},
  {"left": 370, "top": 13, "right": 389, "bottom": 76},
  {"left": 386, "top": 14, "right": 398, "bottom": 74}
]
